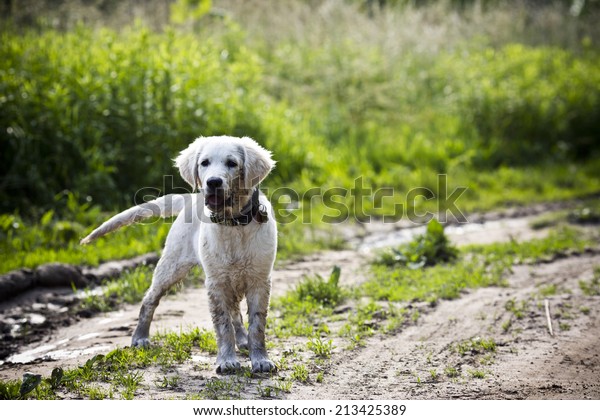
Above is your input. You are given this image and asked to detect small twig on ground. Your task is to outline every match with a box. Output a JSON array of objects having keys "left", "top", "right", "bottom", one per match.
[{"left": 544, "top": 299, "right": 554, "bottom": 337}]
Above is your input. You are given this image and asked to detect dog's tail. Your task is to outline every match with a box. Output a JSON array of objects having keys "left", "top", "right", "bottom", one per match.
[{"left": 80, "top": 194, "right": 190, "bottom": 245}]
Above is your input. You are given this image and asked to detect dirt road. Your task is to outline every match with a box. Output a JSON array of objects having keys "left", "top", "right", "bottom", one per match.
[{"left": 290, "top": 253, "right": 600, "bottom": 399}]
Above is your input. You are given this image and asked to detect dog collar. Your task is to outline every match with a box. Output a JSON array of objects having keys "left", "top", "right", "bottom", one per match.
[{"left": 209, "top": 188, "right": 268, "bottom": 226}]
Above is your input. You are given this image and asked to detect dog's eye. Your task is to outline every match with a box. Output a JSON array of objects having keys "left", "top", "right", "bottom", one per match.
[
  {"left": 225, "top": 160, "right": 238, "bottom": 168},
  {"left": 200, "top": 159, "right": 210, "bottom": 167}
]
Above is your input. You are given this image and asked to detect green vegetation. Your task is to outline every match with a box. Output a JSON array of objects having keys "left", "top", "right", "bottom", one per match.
[
  {"left": 505, "top": 299, "right": 529, "bottom": 320},
  {"left": 79, "top": 266, "right": 154, "bottom": 312},
  {"left": 155, "top": 374, "right": 180, "bottom": 390},
  {"left": 454, "top": 337, "right": 497, "bottom": 357},
  {"left": 293, "top": 266, "right": 344, "bottom": 307},
  {"left": 290, "top": 364, "right": 310, "bottom": 383},
  {"left": 444, "top": 366, "right": 460, "bottom": 379},
  {"left": 468, "top": 369, "right": 488, "bottom": 379},
  {"left": 538, "top": 284, "right": 558, "bottom": 297},
  {"left": 375, "top": 219, "right": 458, "bottom": 268},
  {"left": 363, "top": 225, "right": 591, "bottom": 304},
  {"left": 559, "top": 322, "right": 572, "bottom": 331},
  {"left": 1, "top": 0, "right": 600, "bottom": 274},
  {"left": 78, "top": 265, "right": 203, "bottom": 313},
  {"left": 530, "top": 199, "right": 600, "bottom": 230},
  {"left": 0, "top": 327, "right": 217, "bottom": 400},
  {"left": 580, "top": 267, "right": 600, "bottom": 296},
  {"left": 269, "top": 266, "right": 344, "bottom": 338},
  {"left": 306, "top": 337, "right": 335, "bottom": 359}
]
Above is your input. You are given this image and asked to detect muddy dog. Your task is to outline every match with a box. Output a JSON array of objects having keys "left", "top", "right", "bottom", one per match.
[{"left": 81, "top": 136, "right": 277, "bottom": 373}]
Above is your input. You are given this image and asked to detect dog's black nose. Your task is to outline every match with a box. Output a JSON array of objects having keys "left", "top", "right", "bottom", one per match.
[{"left": 206, "top": 177, "right": 223, "bottom": 190}]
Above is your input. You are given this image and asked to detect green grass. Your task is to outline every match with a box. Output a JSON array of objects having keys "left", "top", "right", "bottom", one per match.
[
  {"left": 269, "top": 266, "right": 344, "bottom": 338},
  {"left": 468, "top": 369, "right": 487, "bottom": 379},
  {"left": 154, "top": 374, "right": 180, "bottom": 390},
  {"left": 580, "top": 267, "right": 600, "bottom": 296},
  {"left": 78, "top": 266, "right": 155, "bottom": 312},
  {"left": 364, "top": 258, "right": 497, "bottom": 304},
  {"left": 306, "top": 337, "right": 335, "bottom": 359},
  {"left": 290, "top": 364, "right": 310, "bottom": 383},
  {"left": 0, "top": 201, "right": 172, "bottom": 274},
  {"left": 375, "top": 219, "right": 458, "bottom": 268},
  {"left": 77, "top": 265, "right": 204, "bottom": 313},
  {"left": 538, "top": 284, "right": 558, "bottom": 297},
  {"left": 0, "top": 327, "right": 217, "bottom": 400},
  {"left": 361, "top": 226, "right": 592, "bottom": 305},
  {"left": 444, "top": 366, "right": 460, "bottom": 379},
  {"left": 505, "top": 299, "right": 529, "bottom": 320},
  {"left": 293, "top": 266, "right": 344, "bottom": 307},
  {"left": 454, "top": 337, "right": 497, "bottom": 357}
]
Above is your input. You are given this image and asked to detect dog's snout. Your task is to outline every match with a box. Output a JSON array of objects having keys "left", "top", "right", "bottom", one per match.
[{"left": 206, "top": 177, "right": 223, "bottom": 190}]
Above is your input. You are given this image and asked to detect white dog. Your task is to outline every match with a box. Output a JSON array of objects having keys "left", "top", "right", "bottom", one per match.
[{"left": 80, "top": 136, "right": 277, "bottom": 374}]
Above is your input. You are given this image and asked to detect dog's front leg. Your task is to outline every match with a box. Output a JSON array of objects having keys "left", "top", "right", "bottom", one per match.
[
  {"left": 208, "top": 285, "right": 241, "bottom": 374},
  {"left": 246, "top": 283, "right": 276, "bottom": 373}
]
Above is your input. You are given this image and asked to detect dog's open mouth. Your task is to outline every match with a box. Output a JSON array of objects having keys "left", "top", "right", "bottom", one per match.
[{"left": 205, "top": 192, "right": 228, "bottom": 210}]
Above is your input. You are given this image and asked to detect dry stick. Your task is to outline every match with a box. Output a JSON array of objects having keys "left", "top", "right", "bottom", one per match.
[{"left": 544, "top": 299, "right": 554, "bottom": 337}]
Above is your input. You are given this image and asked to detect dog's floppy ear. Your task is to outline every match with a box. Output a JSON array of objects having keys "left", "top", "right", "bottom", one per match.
[
  {"left": 174, "top": 138, "right": 203, "bottom": 190},
  {"left": 240, "top": 137, "right": 275, "bottom": 188}
]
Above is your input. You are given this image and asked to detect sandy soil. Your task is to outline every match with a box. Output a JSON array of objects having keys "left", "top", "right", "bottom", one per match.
[
  {"left": 1, "top": 208, "right": 598, "bottom": 399},
  {"left": 290, "top": 253, "right": 600, "bottom": 400}
]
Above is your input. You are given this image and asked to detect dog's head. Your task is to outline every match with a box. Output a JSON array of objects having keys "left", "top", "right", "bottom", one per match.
[{"left": 175, "top": 136, "right": 275, "bottom": 214}]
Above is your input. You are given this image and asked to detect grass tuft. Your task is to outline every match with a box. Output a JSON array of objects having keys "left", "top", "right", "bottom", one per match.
[
  {"left": 580, "top": 267, "right": 600, "bottom": 296},
  {"left": 375, "top": 219, "right": 458, "bottom": 269},
  {"left": 294, "top": 266, "right": 344, "bottom": 307}
]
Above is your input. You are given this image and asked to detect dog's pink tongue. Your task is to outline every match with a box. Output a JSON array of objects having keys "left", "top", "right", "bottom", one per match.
[{"left": 206, "top": 195, "right": 221, "bottom": 207}]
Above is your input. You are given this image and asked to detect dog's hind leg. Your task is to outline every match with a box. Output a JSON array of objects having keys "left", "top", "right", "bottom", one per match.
[
  {"left": 131, "top": 258, "right": 195, "bottom": 347},
  {"left": 131, "top": 210, "right": 198, "bottom": 348}
]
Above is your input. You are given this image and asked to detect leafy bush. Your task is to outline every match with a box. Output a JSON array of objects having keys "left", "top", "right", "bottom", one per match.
[
  {"left": 435, "top": 45, "right": 600, "bottom": 164},
  {"left": 0, "top": 24, "right": 324, "bottom": 215},
  {"left": 376, "top": 219, "right": 458, "bottom": 268}
]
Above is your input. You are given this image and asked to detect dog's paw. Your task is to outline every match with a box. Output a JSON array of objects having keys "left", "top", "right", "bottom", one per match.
[
  {"left": 131, "top": 337, "right": 151, "bottom": 348},
  {"left": 216, "top": 360, "right": 241, "bottom": 374},
  {"left": 251, "top": 359, "right": 277, "bottom": 374},
  {"left": 237, "top": 341, "right": 249, "bottom": 352}
]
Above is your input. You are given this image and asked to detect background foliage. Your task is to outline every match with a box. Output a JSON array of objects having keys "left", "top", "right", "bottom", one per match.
[{"left": 1, "top": 0, "right": 599, "bottom": 271}]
